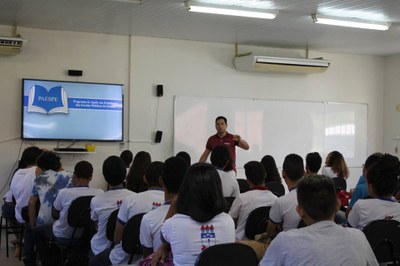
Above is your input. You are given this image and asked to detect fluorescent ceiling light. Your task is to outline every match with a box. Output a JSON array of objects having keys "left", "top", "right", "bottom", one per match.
[
  {"left": 185, "top": 1, "right": 278, "bottom": 19},
  {"left": 312, "top": 14, "right": 390, "bottom": 31}
]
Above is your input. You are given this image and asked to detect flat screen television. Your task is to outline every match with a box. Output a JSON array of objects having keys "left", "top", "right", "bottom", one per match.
[{"left": 22, "top": 79, "right": 124, "bottom": 142}]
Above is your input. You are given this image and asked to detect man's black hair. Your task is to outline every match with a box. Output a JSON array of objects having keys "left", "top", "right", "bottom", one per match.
[
  {"left": 366, "top": 154, "right": 400, "bottom": 197},
  {"left": 176, "top": 151, "right": 191, "bottom": 166},
  {"left": 244, "top": 161, "right": 266, "bottom": 185},
  {"left": 36, "top": 151, "right": 61, "bottom": 171},
  {"left": 162, "top": 156, "right": 189, "bottom": 194},
  {"left": 297, "top": 175, "right": 337, "bottom": 221},
  {"left": 103, "top": 156, "right": 126, "bottom": 186},
  {"left": 120, "top": 150, "right": 133, "bottom": 168},
  {"left": 210, "top": 145, "right": 234, "bottom": 171},
  {"left": 74, "top": 161, "right": 93, "bottom": 179},
  {"left": 283, "top": 154, "right": 304, "bottom": 181},
  {"left": 145, "top": 161, "right": 164, "bottom": 187},
  {"left": 215, "top": 116, "right": 227, "bottom": 124},
  {"left": 305, "top": 152, "right": 322, "bottom": 173}
]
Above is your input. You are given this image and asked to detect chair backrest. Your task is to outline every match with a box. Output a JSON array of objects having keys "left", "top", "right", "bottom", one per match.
[
  {"left": 195, "top": 242, "right": 258, "bottom": 266},
  {"left": 122, "top": 213, "right": 145, "bottom": 264},
  {"left": 332, "top": 177, "right": 347, "bottom": 192},
  {"left": 67, "top": 196, "right": 94, "bottom": 229},
  {"left": 237, "top": 179, "right": 251, "bottom": 193},
  {"left": 106, "top": 209, "right": 119, "bottom": 243},
  {"left": 266, "top": 181, "right": 285, "bottom": 197},
  {"left": 224, "top": 197, "right": 235, "bottom": 213},
  {"left": 363, "top": 219, "right": 400, "bottom": 264},
  {"left": 244, "top": 206, "right": 271, "bottom": 240},
  {"left": 66, "top": 195, "right": 95, "bottom": 249}
]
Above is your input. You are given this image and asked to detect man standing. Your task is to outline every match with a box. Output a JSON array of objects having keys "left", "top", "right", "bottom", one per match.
[{"left": 199, "top": 116, "right": 249, "bottom": 167}]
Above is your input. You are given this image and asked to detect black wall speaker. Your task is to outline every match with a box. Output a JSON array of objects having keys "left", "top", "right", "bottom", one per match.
[
  {"left": 68, "top": 69, "right": 83, "bottom": 76},
  {"left": 156, "top": 85, "right": 163, "bottom": 97},
  {"left": 155, "top": 130, "right": 163, "bottom": 143}
]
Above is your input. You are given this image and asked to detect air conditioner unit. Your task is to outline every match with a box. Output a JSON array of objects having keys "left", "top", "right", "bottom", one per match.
[
  {"left": 234, "top": 55, "right": 330, "bottom": 73},
  {"left": 0, "top": 36, "right": 26, "bottom": 55}
]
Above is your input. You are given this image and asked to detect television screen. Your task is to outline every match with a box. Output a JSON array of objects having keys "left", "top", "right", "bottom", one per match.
[{"left": 22, "top": 79, "right": 123, "bottom": 142}]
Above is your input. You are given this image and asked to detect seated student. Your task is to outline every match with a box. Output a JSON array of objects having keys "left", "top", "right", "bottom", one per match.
[
  {"left": 156, "top": 163, "right": 235, "bottom": 266},
  {"left": 90, "top": 156, "right": 135, "bottom": 256},
  {"left": 229, "top": 161, "right": 277, "bottom": 240},
  {"left": 345, "top": 153, "right": 383, "bottom": 217},
  {"left": 267, "top": 154, "right": 304, "bottom": 238},
  {"left": 260, "top": 155, "right": 282, "bottom": 184},
  {"left": 90, "top": 161, "right": 165, "bottom": 266},
  {"left": 29, "top": 151, "right": 73, "bottom": 266},
  {"left": 210, "top": 145, "right": 240, "bottom": 198},
  {"left": 322, "top": 151, "right": 349, "bottom": 179},
  {"left": 305, "top": 152, "right": 322, "bottom": 176},
  {"left": 348, "top": 154, "right": 400, "bottom": 230},
  {"left": 260, "top": 175, "right": 378, "bottom": 265},
  {"left": 53, "top": 161, "right": 103, "bottom": 240},
  {"left": 126, "top": 151, "right": 151, "bottom": 193},
  {"left": 140, "top": 156, "right": 189, "bottom": 258},
  {"left": 120, "top": 149, "right": 133, "bottom": 173}
]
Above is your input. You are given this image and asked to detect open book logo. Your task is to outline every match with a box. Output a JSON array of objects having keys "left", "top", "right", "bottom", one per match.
[{"left": 27, "top": 85, "right": 69, "bottom": 114}]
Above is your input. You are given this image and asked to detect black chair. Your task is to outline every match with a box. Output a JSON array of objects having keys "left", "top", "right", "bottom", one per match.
[
  {"left": 122, "top": 213, "right": 145, "bottom": 264},
  {"left": 266, "top": 181, "right": 285, "bottom": 197},
  {"left": 224, "top": 197, "right": 235, "bottom": 213},
  {"left": 56, "top": 195, "right": 95, "bottom": 266},
  {"left": 363, "top": 219, "right": 400, "bottom": 265},
  {"left": 195, "top": 242, "right": 258, "bottom": 266},
  {"left": 105, "top": 209, "right": 119, "bottom": 248},
  {"left": 0, "top": 214, "right": 23, "bottom": 258},
  {"left": 237, "top": 179, "right": 251, "bottom": 193},
  {"left": 244, "top": 206, "right": 271, "bottom": 240},
  {"left": 332, "top": 177, "right": 347, "bottom": 192}
]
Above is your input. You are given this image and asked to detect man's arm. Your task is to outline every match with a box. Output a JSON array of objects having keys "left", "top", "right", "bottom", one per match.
[
  {"left": 113, "top": 220, "right": 124, "bottom": 244},
  {"left": 199, "top": 149, "right": 211, "bottom": 162},
  {"left": 233, "top": 135, "right": 249, "bottom": 150},
  {"left": 28, "top": 195, "right": 38, "bottom": 227},
  {"left": 266, "top": 221, "right": 279, "bottom": 238}
]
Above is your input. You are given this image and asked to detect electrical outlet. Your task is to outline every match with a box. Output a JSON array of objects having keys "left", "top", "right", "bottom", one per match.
[
  {"left": 395, "top": 147, "right": 398, "bottom": 154},
  {"left": 119, "top": 142, "right": 124, "bottom": 150}
]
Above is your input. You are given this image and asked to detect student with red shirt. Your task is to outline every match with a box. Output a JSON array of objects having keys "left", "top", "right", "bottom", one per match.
[{"left": 199, "top": 116, "right": 249, "bottom": 167}]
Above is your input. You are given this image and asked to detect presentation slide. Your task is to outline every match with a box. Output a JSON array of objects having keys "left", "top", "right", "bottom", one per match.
[{"left": 22, "top": 79, "right": 123, "bottom": 141}]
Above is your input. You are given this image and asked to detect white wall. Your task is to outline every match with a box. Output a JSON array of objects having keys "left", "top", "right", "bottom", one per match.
[
  {"left": 383, "top": 55, "right": 400, "bottom": 156},
  {"left": 0, "top": 25, "right": 386, "bottom": 196}
]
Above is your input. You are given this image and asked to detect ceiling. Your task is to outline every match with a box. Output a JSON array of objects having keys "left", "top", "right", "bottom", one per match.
[{"left": 0, "top": 0, "right": 400, "bottom": 56}]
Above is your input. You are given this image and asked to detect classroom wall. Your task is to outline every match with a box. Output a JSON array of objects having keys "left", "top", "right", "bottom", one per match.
[
  {"left": 383, "top": 54, "right": 400, "bottom": 156},
  {"left": 0, "top": 25, "right": 386, "bottom": 195}
]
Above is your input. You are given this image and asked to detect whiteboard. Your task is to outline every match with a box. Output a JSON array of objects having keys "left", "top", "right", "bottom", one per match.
[{"left": 174, "top": 96, "right": 367, "bottom": 171}]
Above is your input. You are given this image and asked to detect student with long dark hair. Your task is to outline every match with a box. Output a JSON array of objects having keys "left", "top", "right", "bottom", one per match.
[
  {"left": 348, "top": 154, "right": 400, "bottom": 230},
  {"left": 126, "top": 151, "right": 151, "bottom": 192},
  {"left": 160, "top": 163, "right": 235, "bottom": 266},
  {"left": 260, "top": 155, "right": 282, "bottom": 183},
  {"left": 322, "top": 151, "right": 349, "bottom": 179}
]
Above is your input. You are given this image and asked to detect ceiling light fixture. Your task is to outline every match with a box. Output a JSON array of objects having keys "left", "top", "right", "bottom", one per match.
[
  {"left": 185, "top": 1, "right": 278, "bottom": 19},
  {"left": 312, "top": 14, "right": 390, "bottom": 31}
]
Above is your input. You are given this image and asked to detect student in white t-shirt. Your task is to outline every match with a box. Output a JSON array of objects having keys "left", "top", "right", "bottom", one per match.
[
  {"left": 153, "top": 163, "right": 235, "bottom": 266},
  {"left": 140, "top": 156, "right": 189, "bottom": 258},
  {"left": 348, "top": 154, "right": 400, "bottom": 230},
  {"left": 322, "top": 150, "right": 349, "bottom": 179},
  {"left": 90, "top": 161, "right": 165, "bottom": 266},
  {"left": 210, "top": 145, "right": 240, "bottom": 198},
  {"left": 267, "top": 154, "right": 304, "bottom": 238},
  {"left": 90, "top": 156, "right": 135, "bottom": 255},
  {"left": 260, "top": 175, "right": 378, "bottom": 266},
  {"left": 229, "top": 161, "right": 277, "bottom": 240}
]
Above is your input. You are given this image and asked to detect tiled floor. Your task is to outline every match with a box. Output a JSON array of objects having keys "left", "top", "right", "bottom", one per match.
[{"left": 0, "top": 231, "right": 24, "bottom": 266}]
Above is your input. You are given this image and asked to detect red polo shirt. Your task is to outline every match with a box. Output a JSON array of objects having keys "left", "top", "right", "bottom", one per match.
[{"left": 206, "top": 132, "right": 239, "bottom": 163}]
